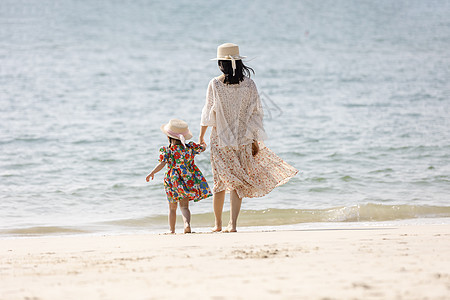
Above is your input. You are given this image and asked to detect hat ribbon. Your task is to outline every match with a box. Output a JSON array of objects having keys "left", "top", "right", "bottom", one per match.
[
  {"left": 223, "top": 55, "right": 240, "bottom": 76},
  {"left": 166, "top": 129, "right": 189, "bottom": 147}
]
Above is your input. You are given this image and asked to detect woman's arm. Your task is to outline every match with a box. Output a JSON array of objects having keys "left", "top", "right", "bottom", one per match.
[
  {"left": 199, "top": 81, "right": 215, "bottom": 147},
  {"left": 146, "top": 161, "right": 167, "bottom": 182},
  {"left": 248, "top": 81, "right": 267, "bottom": 146},
  {"left": 199, "top": 125, "right": 209, "bottom": 147}
]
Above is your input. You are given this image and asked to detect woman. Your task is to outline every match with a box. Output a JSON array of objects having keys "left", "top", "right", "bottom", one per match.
[{"left": 199, "top": 43, "right": 298, "bottom": 232}]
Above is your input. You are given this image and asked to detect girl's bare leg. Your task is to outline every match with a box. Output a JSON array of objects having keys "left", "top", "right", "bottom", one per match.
[
  {"left": 179, "top": 197, "right": 191, "bottom": 233},
  {"left": 225, "top": 190, "right": 242, "bottom": 232},
  {"left": 212, "top": 190, "right": 225, "bottom": 232},
  {"left": 168, "top": 202, "right": 178, "bottom": 233}
]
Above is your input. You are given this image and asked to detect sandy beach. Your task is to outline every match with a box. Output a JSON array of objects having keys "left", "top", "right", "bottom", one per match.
[{"left": 1, "top": 224, "right": 449, "bottom": 300}]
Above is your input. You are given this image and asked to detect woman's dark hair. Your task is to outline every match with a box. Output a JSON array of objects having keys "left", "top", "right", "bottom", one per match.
[
  {"left": 168, "top": 137, "right": 183, "bottom": 147},
  {"left": 218, "top": 60, "right": 254, "bottom": 84}
]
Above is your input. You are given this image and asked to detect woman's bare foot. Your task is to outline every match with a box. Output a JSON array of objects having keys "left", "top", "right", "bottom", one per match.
[
  {"left": 184, "top": 225, "right": 191, "bottom": 234},
  {"left": 212, "top": 221, "right": 222, "bottom": 232},
  {"left": 223, "top": 224, "right": 237, "bottom": 233},
  {"left": 211, "top": 226, "right": 222, "bottom": 232}
]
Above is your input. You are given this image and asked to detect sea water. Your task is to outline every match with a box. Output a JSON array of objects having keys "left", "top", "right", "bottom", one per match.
[{"left": 1, "top": 0, "right": 449, "bottom": 236}]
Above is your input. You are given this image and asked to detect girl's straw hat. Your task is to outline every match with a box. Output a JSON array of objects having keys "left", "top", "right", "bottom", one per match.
[
  {"left": 160, "top": 119, "right": 193, "bottom": 146},
  {"left": 211, "top": 43, "right": 246, "bottom": 76}
]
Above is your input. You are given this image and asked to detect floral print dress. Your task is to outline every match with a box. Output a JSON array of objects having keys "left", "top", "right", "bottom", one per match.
[{"left": 159, "top": 142, "right": 212, "bottom": 203}]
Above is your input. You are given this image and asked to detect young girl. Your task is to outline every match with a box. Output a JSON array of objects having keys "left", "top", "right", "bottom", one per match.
[{"left": 146, "top": 119, "right": 212, "bottom": 234}]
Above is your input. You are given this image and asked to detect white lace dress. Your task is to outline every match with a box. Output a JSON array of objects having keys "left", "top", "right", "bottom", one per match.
[{"left": 201, "top": 76, "right": 298, "bottom": 198}]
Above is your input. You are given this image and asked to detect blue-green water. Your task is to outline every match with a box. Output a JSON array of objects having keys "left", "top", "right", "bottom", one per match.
[{"left": 1, "top": 0, "right": 449, "bottom": 236}]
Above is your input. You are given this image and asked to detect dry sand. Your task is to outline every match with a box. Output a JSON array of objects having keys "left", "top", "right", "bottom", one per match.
[{"left": 1, "top": 224, "right": 449, "bottom": 300}]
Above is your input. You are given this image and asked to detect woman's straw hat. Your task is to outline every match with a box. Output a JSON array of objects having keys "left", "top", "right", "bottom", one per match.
[
  {"left": 211, "top": 43, "right": 246, "bottom": 76},
  {"left": 211, "top": 43, "right": 246, "bottom": 61},
  {"left": 160, "top": 119, "right": 193, "bottom": 146}
]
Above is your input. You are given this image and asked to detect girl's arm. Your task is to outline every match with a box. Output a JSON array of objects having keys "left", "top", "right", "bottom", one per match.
[
  {"left": 146, "top": 161, "right": 167, "bottom": 182},
  {"left": 199, "top": 125, "right": 208, "bottom": 147}
]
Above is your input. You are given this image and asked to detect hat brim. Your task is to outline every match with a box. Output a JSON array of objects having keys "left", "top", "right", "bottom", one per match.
[
  {"left": 160, "top": 124, "right": 193, "bottom": 141},
  {"left": 210, "top": 55, "right": 246, "bottom": 61}
]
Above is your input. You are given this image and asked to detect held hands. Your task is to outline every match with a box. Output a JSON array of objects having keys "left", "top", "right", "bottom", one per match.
[{"left": 199, "top": 137, "right": 207, "bottom": 151}]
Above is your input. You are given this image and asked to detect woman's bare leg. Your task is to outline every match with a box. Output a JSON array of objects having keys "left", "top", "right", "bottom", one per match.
[
  {"left": 213, "top": 190, "right": 225, "bottom": 232},
  {"left": 179, "top": 197, "right": 191, "bottom": 233},
  {"left": 225, "top": 190, "right": 242, "bottom": 232},
  {"left": 168, "top": 202, "right": 178, "bottom": 233}
]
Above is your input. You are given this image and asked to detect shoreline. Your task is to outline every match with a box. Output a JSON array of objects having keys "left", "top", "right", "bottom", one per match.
[
  {"left": 2, "top": 224, "right": 449, "bottom": 299},
  {"left": 2, "top": 217, "right": 450, "bottom": 240}
]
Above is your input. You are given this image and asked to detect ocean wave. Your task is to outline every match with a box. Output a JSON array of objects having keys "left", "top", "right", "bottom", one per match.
[
  {"left": 1, "top": 226, "right": 89, "bottom": 236},
  {"left": 103, "top": 203, "right": 450, "bottom": 228},
  {"left": 3, "top": 203, "right": 450, "bottom": 237}
]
